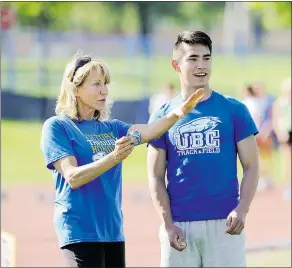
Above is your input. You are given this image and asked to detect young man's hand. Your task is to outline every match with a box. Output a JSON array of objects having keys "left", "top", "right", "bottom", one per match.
[
  {"left": 225, "top": 206, "right": 247, "bottom": 235},
  {"left": 165, "top": 223, "right": 187, "bottom": 251}
]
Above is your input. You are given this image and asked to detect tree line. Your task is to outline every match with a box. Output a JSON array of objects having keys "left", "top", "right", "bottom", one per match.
[{"left": 3, "top": 2, "right": 291, "bottom": 34}]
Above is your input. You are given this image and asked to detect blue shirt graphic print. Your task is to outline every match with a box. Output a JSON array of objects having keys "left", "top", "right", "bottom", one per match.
[
  {"left": 40, "top": 116, "right": 131, "bottom": 248},
  {"left": 148, "top": 91, "right": 258, "bottom": 222}
]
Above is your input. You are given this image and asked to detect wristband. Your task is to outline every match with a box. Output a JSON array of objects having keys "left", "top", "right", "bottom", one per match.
[{"left": 127, "top": 130, "right": 142, "bottom": 146}]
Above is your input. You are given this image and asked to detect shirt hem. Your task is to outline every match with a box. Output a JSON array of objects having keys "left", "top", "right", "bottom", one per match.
[
  {"left": 172, "top": 214, "right": 230, "bottom": 222},
  {"left": 147, "top": 142, "right": 166, "bottom": 150},
  {"left": 235, "top": 130, "right": 259, "bottom": 143},
  {"left": 59, "top": 238, "right": 125, "bottom": 248},
  {"left": 46, "top": 153, "right": 75, "bottom": 169}
]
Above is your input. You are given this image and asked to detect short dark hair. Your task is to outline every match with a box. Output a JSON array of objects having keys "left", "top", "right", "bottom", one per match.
[{"left": 173, "top": 30, "right": 212, "bottom": 60}]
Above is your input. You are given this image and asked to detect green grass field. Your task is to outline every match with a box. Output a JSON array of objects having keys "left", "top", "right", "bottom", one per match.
[
  {"left": 1, "top": 119, "right": 148, "bottom": 186},
  {"left": 1, "top": 119, "right": 283, "bottom": 186},
  {"left": 2, "top": 54, "right": 291, "bottom": 99}
]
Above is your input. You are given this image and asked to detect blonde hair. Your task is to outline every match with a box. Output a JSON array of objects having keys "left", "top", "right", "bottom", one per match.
[{"left": 56, "top": 52, "right": 112, "bottom": 121}]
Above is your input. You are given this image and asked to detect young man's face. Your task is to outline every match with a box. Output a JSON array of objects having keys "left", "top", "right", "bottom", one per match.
[{"left": 172, "top": 43, "right": 212, "bottom": 88}]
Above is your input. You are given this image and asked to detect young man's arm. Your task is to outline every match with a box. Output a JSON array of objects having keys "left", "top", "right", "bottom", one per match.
[
  {"left": 147, "top": 145, "right": 186, "bottom": 251},
  {"left": 225, "top": 135, "right": 259, "bottom": 235}
]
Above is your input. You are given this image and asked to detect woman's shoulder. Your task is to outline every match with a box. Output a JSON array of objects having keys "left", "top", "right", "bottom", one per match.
[
  {"left": 44, "top": 115, "right": 65, "bottom": 125},
  {"left": 43, "top": 115, "right": 73, "bottom": 131},
  {"left": 43, "top": 115, "right": 60, "bottom": 126}
]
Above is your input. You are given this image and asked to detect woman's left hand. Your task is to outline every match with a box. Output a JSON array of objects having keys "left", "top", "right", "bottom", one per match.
[{"left": 173, "top": 88, "right": 205, "bottom": 118}]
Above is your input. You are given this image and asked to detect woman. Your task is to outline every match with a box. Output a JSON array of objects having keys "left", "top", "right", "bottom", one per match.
[
  {"left": 40, "top": 54, "right": 204, "bottom": 267},
  {"left": 272, "top": 77, "right": 291, "bottom": 198}
]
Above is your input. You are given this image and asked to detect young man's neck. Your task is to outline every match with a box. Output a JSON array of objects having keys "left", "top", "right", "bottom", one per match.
[{"left": 181, "top": 85, "right": 212, "bottom": 101}]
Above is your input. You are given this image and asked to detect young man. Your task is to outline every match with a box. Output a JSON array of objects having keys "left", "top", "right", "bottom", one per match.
[{"left": 147, "top": 30, "right": 259, "bottom": 267}]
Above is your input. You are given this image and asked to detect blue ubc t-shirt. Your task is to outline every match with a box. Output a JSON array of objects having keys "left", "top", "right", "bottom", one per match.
[
  {"left": 40, "top": 115, "right": 131, "bottom": 248},
  {"left": 148, "top": 91, "right": 258, "bottom": 222}
]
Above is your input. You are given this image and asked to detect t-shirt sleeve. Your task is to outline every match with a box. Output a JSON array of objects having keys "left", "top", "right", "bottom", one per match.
[
  {"left": 147, "top": 109, "right": 167, "bottom": 151},
  {"left": 40, "top": 118, "right": 75, "bottom": 170},
  {"left": 234, "top": 102, "right": 259, "bottom": 143},
  {"left": 113, "top": 119, "right": 132, "bottom": 138}
]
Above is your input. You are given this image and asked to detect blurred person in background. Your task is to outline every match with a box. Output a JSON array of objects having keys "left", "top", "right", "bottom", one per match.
[
  {"left": 40, "top": 53, "right": 204, "bottom": 268},
  {"left": 147, "top": 30, "right": 259, "bottom": 267},
  {"left": 149, "top": 83, "right": 176, "bottom": 115},
  {"left": 242, "top": 82, "right": 275, "bottom": 191},
  {"left": 241, "top": 85, "right": 262, "bottom": 127},
  {"left": 272, "top": 77, "right": 291, "bottom": 199}
]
